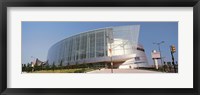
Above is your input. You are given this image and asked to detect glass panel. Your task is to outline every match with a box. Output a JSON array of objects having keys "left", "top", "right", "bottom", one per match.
[
  {"left": 108, "top": 25, "right": 140, "bottom": 56},
  {"left": 89, "top": 33, "right": 95, "bottom": 58},
  {"left": 96, "top": 30, "right": 105, "bottom": 57}
]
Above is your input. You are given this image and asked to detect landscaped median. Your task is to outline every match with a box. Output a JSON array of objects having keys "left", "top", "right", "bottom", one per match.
[{"left": 30, "top": 68, "right": 96, "bottom": 73}]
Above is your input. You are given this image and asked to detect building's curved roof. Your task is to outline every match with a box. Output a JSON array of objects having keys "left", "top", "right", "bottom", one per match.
[
  {"left": 48, "top": 26, "right": 110, "bottom": 51},
  {"left": 48, "top": 25, "right": 140, "bottom": 52}
]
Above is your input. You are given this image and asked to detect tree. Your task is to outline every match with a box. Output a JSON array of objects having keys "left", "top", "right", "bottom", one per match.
[
  {"left": 26, "top": 63, "right": 32, "bottom": 72},
  {"left": 67, "top": 62, "right": 70, "bottom": 69},
  {"left": 34, "top": 59, "right": 39, "bottom": 71},
  {"left": 52, "top": 62, "right": 56, "bottom": 71},
  {"left": 45, "top": 62, "right": 50, "bottom": 70},
  {"left": 59, "top": 60, "right": 63, "bottom": 70},
  {"left": 45, "top": 60, "right": 49, "bottom": 70},
  {"left": 22, "top": 64, "right": 27, "bottom": 72},
  {"left": 41, "top": 62, "right": 44, "bottom": 70}
]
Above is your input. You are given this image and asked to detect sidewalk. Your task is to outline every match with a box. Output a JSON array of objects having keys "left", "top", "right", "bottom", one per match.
[{"left": 87, "top": 69, "right": 163, "bottom": 73}]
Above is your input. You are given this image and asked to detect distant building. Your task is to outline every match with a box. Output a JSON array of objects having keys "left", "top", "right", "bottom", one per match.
[
  {"left": 47, "top": 25, "right": 149, "bottom": 69},
  {"left": 31, "top": 58, "right": 45, "bottom": 67}
]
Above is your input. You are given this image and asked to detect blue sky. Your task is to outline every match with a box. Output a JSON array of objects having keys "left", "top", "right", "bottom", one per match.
[{"left": 22, "top": 22, "right": 178, "bottom": 65}]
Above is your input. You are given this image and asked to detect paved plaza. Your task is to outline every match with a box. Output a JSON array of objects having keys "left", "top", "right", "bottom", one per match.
[{"left": 87, "top": 69, "right": 163, "bottom": 73}]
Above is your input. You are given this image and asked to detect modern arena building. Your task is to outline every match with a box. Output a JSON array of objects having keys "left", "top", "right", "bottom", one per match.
[{"left": 47, "top": 25, "right": 149, "bottom": 69}]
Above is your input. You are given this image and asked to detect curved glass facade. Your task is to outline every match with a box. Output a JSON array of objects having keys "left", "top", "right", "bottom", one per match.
[{"left": 47, "top": 25, "right": 147, "bottom": 68}]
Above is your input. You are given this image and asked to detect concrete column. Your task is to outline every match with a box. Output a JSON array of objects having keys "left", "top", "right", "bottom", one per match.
[{"left": 152, "top": 50, "right": 159, "bottom": 69}]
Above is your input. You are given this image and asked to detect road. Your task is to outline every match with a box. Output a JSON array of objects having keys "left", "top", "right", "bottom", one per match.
[{"left": 87, "top": 69, "right": 163, "bottom": 73}]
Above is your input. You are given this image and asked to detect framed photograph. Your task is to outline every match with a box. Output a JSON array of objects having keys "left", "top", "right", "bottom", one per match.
[{"left": 0, "top": 0, "right": 200, "bottom": 95}]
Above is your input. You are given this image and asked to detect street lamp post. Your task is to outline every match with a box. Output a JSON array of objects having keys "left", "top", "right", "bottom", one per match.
[
  {"left": 106, "top": 29, "right": 114, "bottom": 73},
  {"left": 109, "top": 44, "right": 113, "bottom": 73},
  {"left": 153, "top": 41, "right": 164, "bottom": 65}
]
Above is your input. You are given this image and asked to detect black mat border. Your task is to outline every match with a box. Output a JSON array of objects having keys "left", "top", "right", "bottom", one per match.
[{"left": 0, "top": 0, "right": 199, "bottom": 95}]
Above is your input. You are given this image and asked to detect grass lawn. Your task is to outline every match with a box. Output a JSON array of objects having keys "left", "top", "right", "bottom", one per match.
[{"left": 32, "top": 68, "right": 96, "bottom": 73}]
